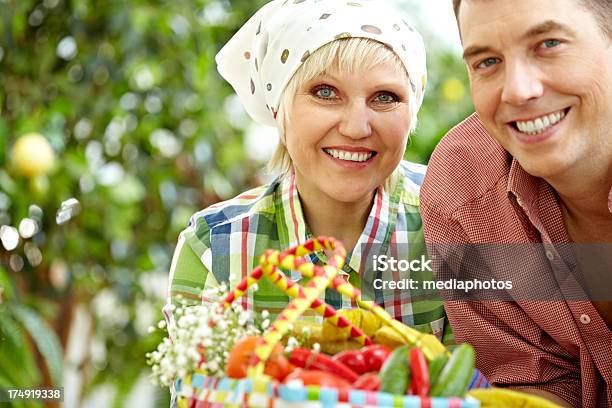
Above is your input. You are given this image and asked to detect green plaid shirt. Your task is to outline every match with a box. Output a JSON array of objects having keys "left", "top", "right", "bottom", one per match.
[{"left": 165, "top": 161, "right": 451, "bottom": 342}]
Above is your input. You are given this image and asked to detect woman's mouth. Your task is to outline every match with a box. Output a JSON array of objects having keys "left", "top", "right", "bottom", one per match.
[{"left": 323, "top": 148, "right": 376, "bottom": 163}]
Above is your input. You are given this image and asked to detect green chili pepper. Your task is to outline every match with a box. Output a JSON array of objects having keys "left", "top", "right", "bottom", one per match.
[
  {"left": 379, "top": 345, "right": 410, "bottom": 395},
  {"left": 428, "top": 352, "right": 449, "bottom": 389},
  {"left": 430, "top": 343, "right": 475, "bottom": 397}
]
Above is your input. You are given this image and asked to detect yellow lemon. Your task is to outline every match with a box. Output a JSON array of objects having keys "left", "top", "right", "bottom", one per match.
[
  {"left": 12, "top": 133, "right": 55, "bottom": 177},
  {"left": 441, "top": 78, "right": 465, "bottom": 102}
]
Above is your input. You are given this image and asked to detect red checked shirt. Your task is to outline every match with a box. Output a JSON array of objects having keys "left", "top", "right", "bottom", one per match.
[{"left": 420, "top": 113, "right": 612, "bottom": 408}]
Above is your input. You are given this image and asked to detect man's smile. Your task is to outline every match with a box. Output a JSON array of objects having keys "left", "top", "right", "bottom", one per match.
[{"left": 510, "top": 108, "right": 569, "bottom": 135}]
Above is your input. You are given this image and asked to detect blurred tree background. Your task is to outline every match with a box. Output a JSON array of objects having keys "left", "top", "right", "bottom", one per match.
[{"left": 0, "top": 0, "right": 473, "bottom": 407}]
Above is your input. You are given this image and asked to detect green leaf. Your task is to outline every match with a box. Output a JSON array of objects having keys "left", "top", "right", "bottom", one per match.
[
  {"left": 0, "top": 265, "right": 15, "bottom": 300},
  {"left": 0, "top": 307, "right": 40, "bottom": 387},
  {"left": 12, "top": 305, "right": 64, "bottom": 387}
]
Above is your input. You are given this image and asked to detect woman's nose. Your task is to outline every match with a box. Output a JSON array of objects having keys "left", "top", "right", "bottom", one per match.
[{"left": 337, "top": 100, "right": 372, "bottom": 139}]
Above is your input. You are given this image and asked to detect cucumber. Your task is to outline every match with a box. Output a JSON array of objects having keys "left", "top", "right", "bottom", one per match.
[
  {"left": 430, "top": 343, "right": 475, "bottom": 397},
  {"left": 379, "top": 345, "right": 410, "bottom": 394},
  {"left": 428, "top": 352, "right": 449, "bottom": 388}
]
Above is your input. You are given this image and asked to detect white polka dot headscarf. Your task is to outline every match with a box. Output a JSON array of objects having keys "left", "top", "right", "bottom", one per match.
[{"left": 215, "top": 0, "right": 427, "bottom": 127}]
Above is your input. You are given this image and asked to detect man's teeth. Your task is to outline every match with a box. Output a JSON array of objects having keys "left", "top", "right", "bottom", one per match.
[
  {"left": 515, "top": 110, "right": 565, "bottom": 135},
  {"left": 324, "top": 149, "right": 373, "bottom": 162}
]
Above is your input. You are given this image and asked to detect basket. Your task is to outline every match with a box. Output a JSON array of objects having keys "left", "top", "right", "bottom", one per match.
[
  {"left": 176, "top": 237, "right": 480, "bottom": 408},
  {"left": 175, "top": 372, "right": 480, "bottom": 407}
]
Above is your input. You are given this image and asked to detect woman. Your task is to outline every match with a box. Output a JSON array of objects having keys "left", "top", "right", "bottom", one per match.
[{"left": 165, "top": 0, "right": 448, "bottom": 341}]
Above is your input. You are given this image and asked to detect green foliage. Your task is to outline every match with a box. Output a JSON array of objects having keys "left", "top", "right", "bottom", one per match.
[
  {"left": 0, "top": 0, "right": 267, "bottom": 405},
  {"left": 0, "top": 0, "right": 473, "bottom": 406}
]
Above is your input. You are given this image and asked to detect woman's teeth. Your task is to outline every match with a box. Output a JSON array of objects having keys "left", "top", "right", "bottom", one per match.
[
  {"left": 324, "top": 148, "right": 373, "bottom": 162},
  {"left": 515, "top": 110, "right": 566, "bottom": 135}
]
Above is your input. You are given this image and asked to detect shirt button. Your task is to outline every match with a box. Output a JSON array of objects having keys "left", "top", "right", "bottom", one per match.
[
  {"left": 580, "top": 314, "right": 591, "bottom": 324},
  {"left": 545, "top": 250, "right": 555, "bottom": 261}
]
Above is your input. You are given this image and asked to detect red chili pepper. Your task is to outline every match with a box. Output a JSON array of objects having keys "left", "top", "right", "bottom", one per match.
[
  {"left": 360, "top": 345, "right": 392, "bottom": 372},
  {"left": 333, "top": 350, "right": 368, "bottom": 374},
  {"left": 290, "top": 348, "right": 359, "bottom": 382},
  {"left": 352, "top": 372, "right": 381, "bottom": 391},
  {"left": 409, "top": 347, "right": 430, "bottom": 397},
  {"left": 284, "top": 369, "right": 351, "bottom": 390}
]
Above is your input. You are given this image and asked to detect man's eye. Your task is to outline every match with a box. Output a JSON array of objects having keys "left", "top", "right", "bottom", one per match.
[
  {"left": 313, "top": 86, "right": 337, "bottom": 99},
  {"left": 476, "top": 57, "right": 500, "bottom": 69},
  {"left": 540, "top": 39, "right": 561, "bottom": 49},
  {"left": 374, "top": 92, "right": 398, "bottom": 103}
]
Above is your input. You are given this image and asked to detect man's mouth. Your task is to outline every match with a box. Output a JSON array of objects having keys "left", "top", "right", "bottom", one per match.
[
  {"left": 510, "top": 108, "right": 570, "bottom": 135},
  {"left": 323, "top": 148, "right": 376, "bottom": 163}
]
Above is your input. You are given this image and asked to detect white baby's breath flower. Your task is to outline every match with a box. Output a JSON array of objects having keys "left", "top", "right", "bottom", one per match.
[
  {"left": 207, "top": 360, "right": 219, "bottom": 372},
  {"left": 176, "top": 355, "right": 188, "bottom": 367},
  {"left": 177, "top": 368, "right": 187, "bottom": 379},
  {"left": 312, "top": 343, "right": 321, "bottom": 352},
  {"left": 157, "top": 320, "right": 167, "bottom": 329},
  {"left": 146, "top": 285, "right": 265, "bottom": 386}
]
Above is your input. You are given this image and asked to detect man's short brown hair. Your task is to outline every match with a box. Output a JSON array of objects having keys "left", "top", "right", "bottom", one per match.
[{"left": 452, "top": 0, "right": 612, "bottom": 39}]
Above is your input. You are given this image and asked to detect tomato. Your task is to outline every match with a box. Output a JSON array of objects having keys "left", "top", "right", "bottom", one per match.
[
  {"left": 333, "top": 350, "right": 368, "bottom": 374},
  {"left": 360, "top": 345, "right": 392, "bottom": 372},
  {"left": 226, "top": 336, "right": 292, "bottom": 381},
  {"left": 284, "top": 369, "right": 351, "bottom": 390}
]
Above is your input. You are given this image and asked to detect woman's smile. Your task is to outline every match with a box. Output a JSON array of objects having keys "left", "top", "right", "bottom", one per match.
[
  {"left": 286, "top": 62, "right": 411, "bottom": 205},
  {"left": 322, "top": 146, "right": 377, "bottom": 168}
]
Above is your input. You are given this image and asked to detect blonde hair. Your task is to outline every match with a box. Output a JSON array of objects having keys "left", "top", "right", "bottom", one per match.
[{"left": 268, "top": 37, "right": 417, "bottom": 190}]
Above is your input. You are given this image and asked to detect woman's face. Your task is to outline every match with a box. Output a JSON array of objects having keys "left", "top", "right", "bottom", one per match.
[{"left": 285, "top": 60, "right": 412, "bottom": 206}]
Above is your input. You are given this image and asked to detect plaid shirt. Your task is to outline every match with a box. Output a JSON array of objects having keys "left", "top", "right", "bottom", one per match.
[
  {"left": 165, "top": 160, "right": 450, "bottom": 341},
  {"left": 421, "top": 113, "right": 612, "bottom": 408}
]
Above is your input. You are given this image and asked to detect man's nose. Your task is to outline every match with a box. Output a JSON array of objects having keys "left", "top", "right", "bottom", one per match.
[
  {"left": 501, "top": 61, "right": 544, "bottom": 106},
  {"left": 338, "top": 101, "right": 372, "bottom": 139}
]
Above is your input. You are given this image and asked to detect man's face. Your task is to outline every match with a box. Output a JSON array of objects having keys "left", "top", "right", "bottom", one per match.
[{"left": 459, "top": 0, "right": 612, "bottom": 180}]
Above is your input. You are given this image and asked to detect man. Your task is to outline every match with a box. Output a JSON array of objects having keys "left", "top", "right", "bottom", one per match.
[{"left": 420, "top": 0, "right": 612, "bottom": 406}]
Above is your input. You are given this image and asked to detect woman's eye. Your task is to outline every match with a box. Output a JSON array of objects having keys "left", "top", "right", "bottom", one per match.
[
  {"left": 313, "top": 86, "right": 337, "bottom": 99},
  {"left": 374, "top": 92, "right": 398, "bottom": 103},
  {"left": 540, "top": 39, "right": 561, "bottom": 49},
  {"left": 476, "top": 57, "right": 500, "bottom": 69}
]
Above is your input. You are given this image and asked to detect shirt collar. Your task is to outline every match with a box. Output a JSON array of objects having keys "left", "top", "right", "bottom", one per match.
[
  {"left": 275, "top": 170, "right": 402, "bottom": 276},
  {"left": 275, "top": 171, "right": 308, "bottom": 250},
  {"left": 507, "top": 157, "right": 569, "bottom": 243},
  {"left": 508, "top": 157, "right": 612, "bottom": 215},
  {"left": 507, "top": 157, "right": 540, "bottom": 212}
]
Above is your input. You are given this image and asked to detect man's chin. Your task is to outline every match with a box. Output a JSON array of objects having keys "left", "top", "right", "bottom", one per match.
[{"left": 514, "top": 154, "right": 572, "bottom": 180}]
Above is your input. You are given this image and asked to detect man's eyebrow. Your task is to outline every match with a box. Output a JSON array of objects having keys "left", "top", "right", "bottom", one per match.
[
  {"left": 462, "top": 45, "right": 492, "bottom": 61},
  {"left": 462, "top": 20, "right": 576, "bottom": 61},
  {"left": 522, "top": 20, "right": 576, "bottom": 40}
]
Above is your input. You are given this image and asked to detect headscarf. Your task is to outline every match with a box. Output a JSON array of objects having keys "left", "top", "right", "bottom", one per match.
[{"left": 216, "top": 0, "right": 427, "bottom": 127}]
